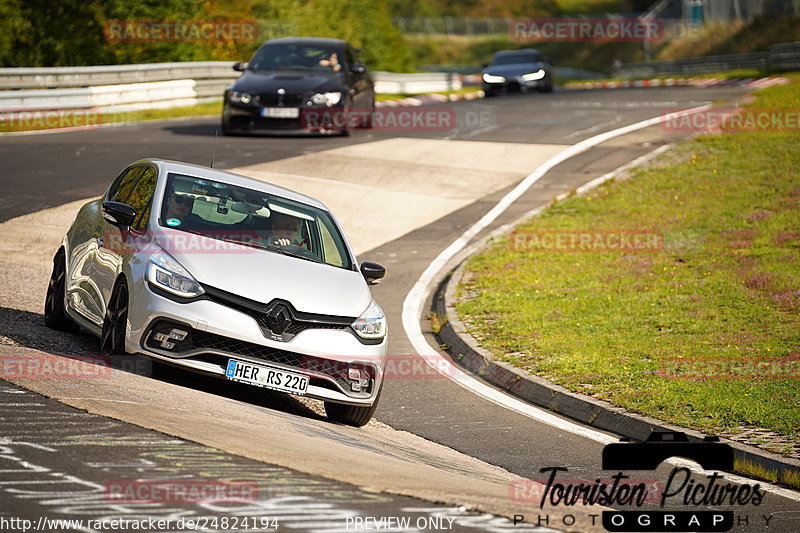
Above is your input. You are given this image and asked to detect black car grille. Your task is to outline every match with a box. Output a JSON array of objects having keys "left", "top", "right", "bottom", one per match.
[
  {"left": 202, "top": 284, "right": 353, "bottom": 342},
  {"left": 257, "top": 93, "right": 306, "bottom": 107},
  {"left": 145, "top": 320, "right": 374, "bottom": 395}
]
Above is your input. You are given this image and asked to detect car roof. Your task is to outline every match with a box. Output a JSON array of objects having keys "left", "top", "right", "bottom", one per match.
[
  {"left": 260, "top": 37, "right": 348, "bottom": 48},
  {"left": 132, "top": 158, "right": 328, "bottom": 210}
]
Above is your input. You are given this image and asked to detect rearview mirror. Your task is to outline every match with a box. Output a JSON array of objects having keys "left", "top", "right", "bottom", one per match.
[
  {"left": 233, "top": 61, "right": 248, "bottom": 72},
  {"left": 360, "top": 262, "right": 385, "bottom": 285},
  {"left": 102, "top": 201, "right": 136, "bottom": 227}
]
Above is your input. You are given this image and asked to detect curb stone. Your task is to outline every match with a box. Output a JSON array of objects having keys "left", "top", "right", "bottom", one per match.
[{"left": 434, "top": 234, "right": 800, "bottom": 487}]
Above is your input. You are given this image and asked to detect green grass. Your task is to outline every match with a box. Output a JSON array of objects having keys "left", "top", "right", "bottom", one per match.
[
  {"left": 0, "top": 100, "right": 223, "bottom": 133},
  {"left": 455, "top": 75, "right": 800, "bottom": 462}
]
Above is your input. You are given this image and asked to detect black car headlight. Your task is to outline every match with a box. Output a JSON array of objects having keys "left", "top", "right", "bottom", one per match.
[
  {"left": 228, "top": 91, "right": 256, "bottom": 105},
  {"left": 521, "top": 70, "right": 546, "bottom": 82},
  {"left": 482, "top": 73, "right": 505, "bottom": 84}
]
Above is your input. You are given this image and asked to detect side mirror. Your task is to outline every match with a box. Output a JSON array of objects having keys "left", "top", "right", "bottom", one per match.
[
  {"left": 102, "top": 201, "right": 136, "bottom": 227},
  {"left": 360, "top": 262, "right": 385, "bottom": 285},
  {"left": 233, "top": 61, "right": 248, "bottom": 72},
  {"left": 351, "top": 63, "right": 366, "bottom": 74}
]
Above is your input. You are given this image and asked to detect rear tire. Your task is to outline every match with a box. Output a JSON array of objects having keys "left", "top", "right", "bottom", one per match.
[
  {"left": 325, "top": 388, "right": 381, "bottom": 427},
  {"left": 44, "top": 250, "right": 76, "bottom": 331}
]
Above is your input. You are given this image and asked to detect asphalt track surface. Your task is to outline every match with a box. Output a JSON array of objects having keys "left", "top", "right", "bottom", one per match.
[{"left": 1, "top": 86, "right": 799, "bottom": 532}]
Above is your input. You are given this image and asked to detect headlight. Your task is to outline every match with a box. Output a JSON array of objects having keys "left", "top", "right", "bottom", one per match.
[
  {"left": 146, "top": 250, "right": 204, "bottom": 298},
  {"left": 482, "top": 73, "right": 505, "bottom": 84},
  {"left": 310, "top": 92, "right": 343, "bottom": 106},
  {"left": 351, "top": 299, "right": 386, "bottom": 340},
  {"left": 521, "top": 70, "right": 546, "bottom": 82},
  {"left": 228, "top": 91, "right": 254, "bottom": 105}
]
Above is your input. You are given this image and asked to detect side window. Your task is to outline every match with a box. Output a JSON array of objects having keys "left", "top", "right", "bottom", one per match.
[
  {"left": 127, "top": 167, "right": 158, "bottom": 232},
  {"left": 108, "top": 166, "right": 145, "bottom": 203},
  {"left": 345, "top": 46, "right": 356, "bottom": 68},
  {"left": 318, "top": 217, "right": 346, "bottom": 268}
]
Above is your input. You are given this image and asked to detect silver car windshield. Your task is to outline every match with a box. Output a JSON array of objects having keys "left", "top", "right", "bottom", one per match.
[{"left": 160, "top": 173, "right": 352, "bottom": 270}]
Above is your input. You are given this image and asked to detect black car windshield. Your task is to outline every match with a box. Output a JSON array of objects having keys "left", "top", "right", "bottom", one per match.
[
  {"left": 159, "top": 173, "right": 352, "bottom": 269},
  {"left": 492, "top": 53, "right": 541, "bottom": 66},
  {"left": 248, "top": 43, "right": 342, "bottom": 72}
]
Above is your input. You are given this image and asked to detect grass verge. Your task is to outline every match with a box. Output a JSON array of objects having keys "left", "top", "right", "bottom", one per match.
[
  {"left": 0, "top": 100, "right": 223, "bottom": 133},
  {"left": 376, "top": 87, "right": 484, "bottom": 102},
  {"left": 455, "top": 75, "right": 800, "bottom": 468}
]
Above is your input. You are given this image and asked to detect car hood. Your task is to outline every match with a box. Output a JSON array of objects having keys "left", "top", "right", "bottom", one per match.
[
  {"left": 231, "top": 70, "right": 345, "bottom": 95},
  {"left": 154, "top": 231, "right": 370, "bottom": 317},
  {"left": 484, "top": 63, "right": 545, "bottom": 77}
]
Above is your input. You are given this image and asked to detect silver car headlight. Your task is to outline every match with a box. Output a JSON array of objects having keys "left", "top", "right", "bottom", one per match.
[
  {"left": 228, "top": 91, "right": 254, "bottom": 105},
  {"left": 146, "top": 251, "right": 205, "bottom": 298},
  {"left": 351, "top": 299, "right": 386, "bottom": 340},
  {"left": 310, "top": 92, "right": 343, "bottom": 106},
  {"left": 482, "top": 73, "right": 505, "bottom": 83},
  {"left": 521, "top": 69, "right": 546, "bottom": 82}
]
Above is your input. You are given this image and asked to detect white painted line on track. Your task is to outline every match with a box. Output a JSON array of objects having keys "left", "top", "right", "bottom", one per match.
[{"left": 401, "top": 104, "right": 800, "bottom": 502}]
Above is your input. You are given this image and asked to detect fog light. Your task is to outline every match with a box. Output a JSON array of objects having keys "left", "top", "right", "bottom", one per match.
[
  {"left": 168, "top": 329, "right": 188, "bottom": 341},
  {"left": 152, "top": 328, "right": 187, "bottom": 350}
]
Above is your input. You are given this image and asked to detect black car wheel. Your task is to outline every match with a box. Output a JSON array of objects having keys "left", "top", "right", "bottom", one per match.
[
  {"left": 44, "top": 250, "right": 76, "bottom": 331},
  {"left": 324, "top": 387, "right": 381, "bottom": 427},
  {"left": 101, "top": 279, "right": 129, "bottom": 356}
]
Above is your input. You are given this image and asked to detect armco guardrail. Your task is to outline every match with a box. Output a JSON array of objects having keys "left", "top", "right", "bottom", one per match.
[
  {"left": 614, "top": 41, "right": 800, "bottom": 78},
  {"left": 0, "top": 62, "right": 462, "bottom": 113},
  {"left": 0, "top": 61, "right": 236, "bottom": 90}
]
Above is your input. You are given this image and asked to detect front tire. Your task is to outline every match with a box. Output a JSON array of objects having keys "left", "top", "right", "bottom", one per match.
[
  {"left": 44, "top": 250, "right": 76, "bottom": 331},
  {"left": 325, "top": 388, "right": 381, "bottom": 427},
  {"left": 101, "top": 279, "right": 129, "bottom": 356}
]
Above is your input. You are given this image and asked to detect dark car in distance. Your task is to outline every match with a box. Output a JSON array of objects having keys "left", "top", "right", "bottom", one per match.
[
  {"left": 482, "top": 49, "right": 553, "bottom": 96},
  {"left": 222, "top": 37, "right": 375, "bottom": 135}
]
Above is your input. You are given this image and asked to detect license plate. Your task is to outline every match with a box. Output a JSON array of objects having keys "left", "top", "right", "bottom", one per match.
[
  {"left": 261, "top": 107, "right": 299, "bottom": 118},
  {"left": 225, "top": 359, "right": 309, "bottom": 395}
]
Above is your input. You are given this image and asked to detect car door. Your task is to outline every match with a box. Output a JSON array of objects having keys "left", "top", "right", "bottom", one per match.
[{"left": 93, "top": 165, "right": 157, "bottom": 324}]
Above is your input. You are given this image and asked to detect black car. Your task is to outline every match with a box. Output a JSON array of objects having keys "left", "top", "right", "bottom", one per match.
[
  {"left": 222, "top": 37, "right": 375, "bottom": 135},
  {"left": 482, "top": 49, "right": 553, "bottom": 96}
]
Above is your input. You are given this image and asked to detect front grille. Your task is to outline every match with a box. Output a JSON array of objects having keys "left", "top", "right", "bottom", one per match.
[
  {"left": 202, "top": 284, "right": 353, "bottom": 342},
  {"left": 145, "top": 320, "right": 374, "bottom": 395},
  {"left": 257, "top": 93, "right": 306, "bottom": 107}
]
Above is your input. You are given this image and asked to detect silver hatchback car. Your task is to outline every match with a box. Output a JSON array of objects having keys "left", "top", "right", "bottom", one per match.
[{"left": 44, "top": 159, "right": 387, "bottom": 426}]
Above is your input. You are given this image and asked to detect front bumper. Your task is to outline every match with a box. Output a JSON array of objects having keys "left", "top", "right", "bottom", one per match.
[
  {"left": 126, "top": 283, "right": 387, "bottom": 406},
  {"left": 222, "top": 102, "right": 350, "bottom": 135}
]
